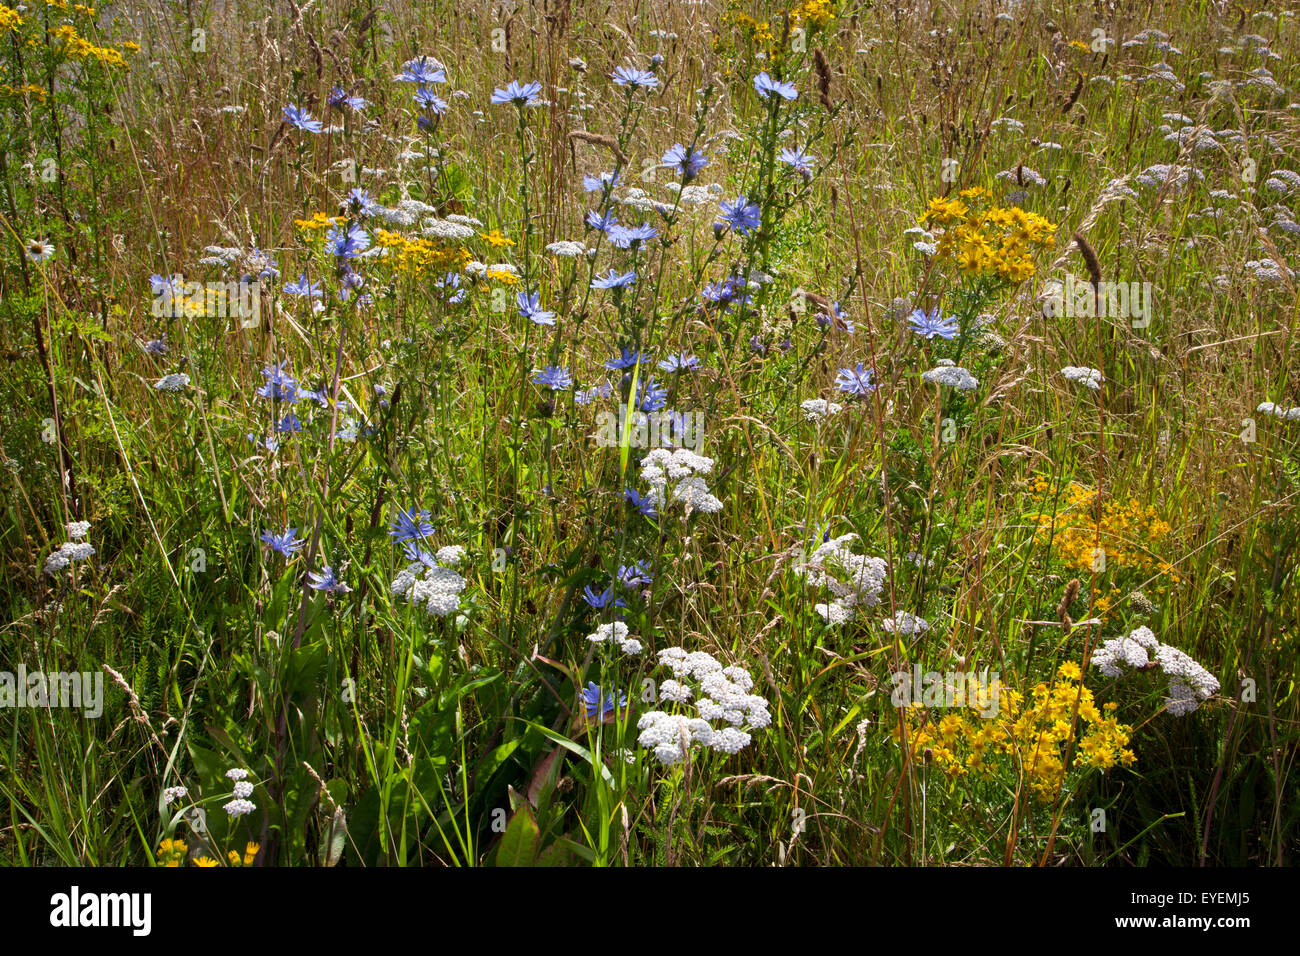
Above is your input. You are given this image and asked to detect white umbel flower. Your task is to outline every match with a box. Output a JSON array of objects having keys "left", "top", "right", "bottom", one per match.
[
  {"left": 671, "top": 476, "right": 723, "bottom": 514},
  {"left": 1061, "top": 366, "right": 1103, "bottom": 390},
  {"left": 880, "top": 611, "right": 930, "bottom": 634},
  {"left": 640, "top": 648, "right": 770, "bottom": 763},
  {"left": 640, "top": 448, "right": 714, "bottom": 484},
  {"left": 154, "top": 373, "right": 191, "bottom": 392},
  {"left": 800, "top": 398, "right": 843, "bottom": 421},
  {"left": 435, "top": 545, "right": 467, "bottom": 566},
  {"left": 659, "top": 679, "right": 693, "bottom": 703},
  {"left": 223, "top": 798, "right": 256, "bottom": 817},
  {"left": 1257, "top": 401, "right": 1300, "bottom": 422},
  {"left": 409, "top": 565, "right": 467, "bottom": 617},
  {"left": 921, "top": 366, "right": 978, "bottom": 391},
  {"left": 1092, "top": 625, "right": 1219, "bottom": 715},
  {"left": 545, "top": 240, "right": 590, "bottom": 258},
  {"left": 796, "top": 532, "right": 889, "bottom": 625},
  {"left": 421, "top": 218, "right": 477, "bottom": 241},
  {"left": 393, "top": 558, "right": 468, "bottom": 617},
  {"left": 586, "top": 621, "right": 641, "bottom": 656},
  {"left": 640, "top": 448, "right": 723, "bottom": 516},
  {"left": 44, "top": 538, "right": 95, "bottom": 576}
]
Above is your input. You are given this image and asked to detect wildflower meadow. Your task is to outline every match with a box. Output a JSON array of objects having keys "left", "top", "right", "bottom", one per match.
[{"left": 1, "top": 0, "right": 1297, "bottom": 887}]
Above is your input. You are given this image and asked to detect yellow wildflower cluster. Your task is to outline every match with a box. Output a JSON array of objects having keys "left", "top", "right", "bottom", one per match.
[
  {"left": 920, "top": 190, "right": 1056, "bottom": 283},
  {"left": 228, "top": 841, "right": 260, "bottom": 866},
  {"left": 726, "top": 11, "right": 777, "bottom": 50},
  {"left": 158, "top": 838, "right": 259, "bottom": 867},
  {"left": 723, "top": 1, "right": 832, "bottom": 58},
  {"left": 294, "top": 211, "right": 347, "bottom": 233},
  {"left": 373, "top": 228, "right": 470, "bottom": 275},
  {"left": 1092, "top": 584, "right": 1126, "bottom": 618},
  {"left": 50, "top": 23, "right": 130, "bottom": 67},
  {"left": 164, "top": 285, "right": 235, "bottom": 319},
  {"left": 894, "top": 663, "right": 1136, "bottom": 801},
  {"left": 728, "top": 0, "right": 837, "bottom": 42},
  {"left": 156, "top": 838, "right": 187, "bottom": 866},
  {"left": 0, "top": 82, "right": 45, "bottom": 101},
  {"left": 789, "top": 0, "right": 835, "bottom": 28},
  {"left": 1027, "top": 476, "right": 1179, "bottom": 582},
  {"left": 479, "top": 229, "right": 514, "bottom": 248},
  {"left": 0, "top": 6, "right": 22, "bottom": 33}
]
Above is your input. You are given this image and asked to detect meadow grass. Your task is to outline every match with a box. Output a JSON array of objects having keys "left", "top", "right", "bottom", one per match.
[{"left": 1, "top": 0, "right": 1297, "bottom": 867}]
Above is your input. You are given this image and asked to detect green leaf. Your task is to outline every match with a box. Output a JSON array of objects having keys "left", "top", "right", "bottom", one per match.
[
  {"left": 321, "top": 806, "right": 347, "bottom": 867},
  {"left": 494, "top": 805, "right": 540, "bottom": 867}
]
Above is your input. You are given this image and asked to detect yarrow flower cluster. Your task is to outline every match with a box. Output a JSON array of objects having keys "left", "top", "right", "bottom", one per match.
[
  {"left": 795, "top": 532, "right": 889, "bottom": 625},
  {"left": 223, "top": 768, "right": 257, "bottom": 817},
  {"left": 585, "top": 621, "right": 643, "bottom": 656},
  {"left": 637, "top": 648, "right": 771, "bottom": 765},
  {"left": 154, "top": 372, "right": 190, "bottom": 392},
  {"left": 1092, "top": 626, "right": 1220, "bottom": 716},
  {"left": 1256, "top": 401, "right": 1300, "bottom": 422},
  {"left": 1062, "top": 365, "right": 1103, "bottom": 390},
  {"left": 391, "top": 547, "right": 469, "bottom": 617},
  {"left": 800, "top": 398, "right": 843, "bottom": 421},
  {"left": 44, "top": 521, "right": 95, "bottom": 575},
  {"left": 921, "top": 365, "right": 978, "bottom": 391},
  {"left": 880, "top": 611, "right": 930, "bottom": 634},
  {"left": 639, "top": 448, "right": 722, "bottom": 515}
]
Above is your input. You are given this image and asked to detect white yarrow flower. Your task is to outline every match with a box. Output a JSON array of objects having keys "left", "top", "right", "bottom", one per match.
[
  {"left": 223, "top": 798, "right": 256, "bottom": 817},
  {"left": 1092, "top": 625, "right": 1219, "bottom": 715},
  {"left": 154, "top": 373, "right": 191, "bottom": 392},
  {"left": 921, "top": 366, "right": 978, "bottom": 391},
  {"left": 1062, "top": 366, "right": 1103, "bottom": 390},
  {"left": 801, "top": 398, "right": 843, "bottom": 421}
]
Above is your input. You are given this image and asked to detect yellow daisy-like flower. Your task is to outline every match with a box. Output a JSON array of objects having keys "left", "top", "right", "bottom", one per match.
[
  {"left": 895, "top": 662, "right": 1134, "bottom": 802},
  {"left": 921, "top": 196, "right": 969, "bottom": 225},
  {"left": 194, "top": 856, "right": 220, "bottom": 867},
  {"left": 295, "top": 212, "right": 345, "bottom": 233},
  {"left": 157, "top": 837, "right": 188, "bottom": 865},
  {"left": 480, "top": 229, "right": 514, "bottom": 248}
]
